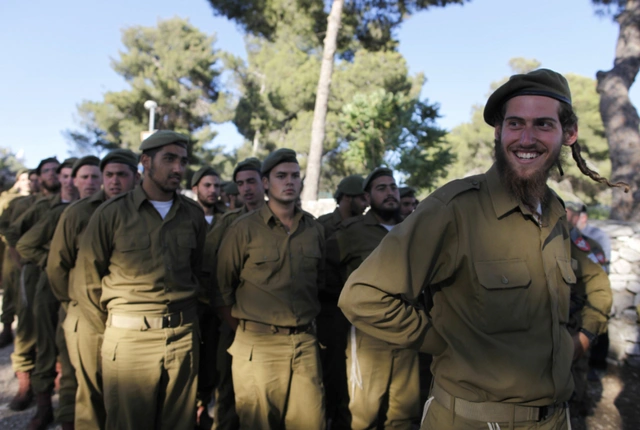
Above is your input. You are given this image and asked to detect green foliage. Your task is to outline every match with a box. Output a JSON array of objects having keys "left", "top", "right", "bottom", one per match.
[
  {"left": 66, "top": 17, "right": 231, "bottom": 170},
  {"left": 0, "top": 147, "right": 26, "bottom": 191}
]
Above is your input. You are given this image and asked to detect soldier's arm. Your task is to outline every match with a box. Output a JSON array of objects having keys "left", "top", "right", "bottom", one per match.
[
  {"left": 5, "top": 203, "right": 40, "bottom": 249},
  {"left": 215, "top": 223, "right": 246, "bottom": 330},
  {"left": 338, "top": 196, "right": 457, "bottom": 353},
  {"left": 46, "top": 210, "right": 76, "bottom": 305},
  {"left": 16, "top": 207, "right": 64, "bottom": 269},
  {"left": 574, "top": 245, "right": 613, "bottom": 338},
  {"left": 202, "top": 217, "right": 232, "bottom": 306}
]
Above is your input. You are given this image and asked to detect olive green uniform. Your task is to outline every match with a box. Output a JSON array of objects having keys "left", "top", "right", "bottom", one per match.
[
  {"left": 47, "top": 190, "right": 108, "bottom": 429},
  {"left": 327, "top": 210, "right": 419, "bottom": 429},
  {"left": 5, "top": 194, "right": 57, "bottom": 374},
  {"left": 338, "top": 165, "right": 611, "bottom": 429},
  {"left": 317, "top": 208, "right": 343, "bottom": 240},
  {"left": 17, "top": 199, "right": 74, "bottom": 422},
  {"left": 216, "top": 204, "right": 325, "bottom": 430},
  {"left": 204, "top": 206, "right": 248, "bottom": 430},
  {"left": 78, "top": 185, "right": 206, "bottom": 430}
]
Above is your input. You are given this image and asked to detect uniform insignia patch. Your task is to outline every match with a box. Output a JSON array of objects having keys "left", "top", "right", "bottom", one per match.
[
  {"left": 595, "top": 252, "right": 606, "bottom": 264},
  {"left": 574, "top": 236, "right": 591, "bottom": 252}
]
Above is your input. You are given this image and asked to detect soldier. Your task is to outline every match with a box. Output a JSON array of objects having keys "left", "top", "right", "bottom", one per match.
[
  {"left": 223, "top": 181, "right": 243, "bottom": 210},
  {"left": 0, "top": 168, "right": 35, "bottom": 347},
  {"left": 5, "top": 157, "right": 61, "bottom": 411},
  {"left": 191, "top": 166, "right": 226, "bottom": 229},
  {"left": 17, "top": 157, "right": 81, "bottom": 429},
  {"left": 399, "top": 186, "right": 418, "bottom": 220},
  {"left": 338, "top": 69, "right": 616, "bottom": 429},
  {"left": 326, "top": 168, "right": 418, "bottom": 429},
  {"left": 47, "top": 149, "right": 139, "bottom": 430},
  {"left": 78, "top": 131, "right": 206, "bottom": 429},
  {"left": 216, "top": 149, "right": 325, "bottom": 429},
  {"left": 317, "top": 174, "right": 367, "bottom": 240},
  {"left": 203, "top": 157, "right": 263, "bottom": 430}
]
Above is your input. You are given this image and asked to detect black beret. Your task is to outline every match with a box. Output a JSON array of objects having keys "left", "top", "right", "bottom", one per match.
[
  {"left": 233, "top": 157, "right": 262, "bottom": 182},
  {"left": 139, "top": 130, "right": 189, "bottom": 152},
  {"left": 335, "top": 175, "right": 364, "bottom": 198},
  {"left": 261, "top": 148, "right": 298, "bottom": 176},
  {"left": 71, "top": 155, "right": 100, "bottom": 178},
  {"left": 36, "top": 157, "right": 59, "bottom": 175},
  {"left": 483, "top": 68, "right": 572, "bottom": 126},
  {"left": 224, "top": 181, "right": 239, "bottom": 195},
  {"left": 100, "top": 148, "right": 139, "bottom": 171},
  {"left": 191, "top": 166, "right": 219, "bottom": 187},
  {"left": 363, "top": 167, "right": 394, "bottom": 192},
  {"left": 56, "top": 157, "right": 78, "bottom": 174},
  {"left": 399, "top": 187, "right": 416, "bottom": 199}
]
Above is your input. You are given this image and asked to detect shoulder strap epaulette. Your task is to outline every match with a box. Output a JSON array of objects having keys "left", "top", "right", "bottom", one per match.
[
  {"left": 431, "top": 176, "right": 481, "bottom": 205},
  {"left": 339, "top": 214, "right": 364, "bottom": 229}
]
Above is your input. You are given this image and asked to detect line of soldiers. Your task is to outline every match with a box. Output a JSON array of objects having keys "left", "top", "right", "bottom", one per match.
[{"left": 0, "top": 67, "right": 615, "bottom": 430}]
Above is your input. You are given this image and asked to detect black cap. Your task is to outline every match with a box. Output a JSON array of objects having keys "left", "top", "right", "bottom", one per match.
[
  {"left": 484, "top": 68, "right": 572, "bottom": 126},
  {"left": 261, "top": 148, "right": 298, "bottom": 176},
  {"left": 36, "top": 157, "right": 60, "bottom": 175},
  {"left": 191, "top": 166, "right": 219, "bottom": 187},
  {"left": 56, "top": 157, "right": 78, "bottom": 174},
  {"left": 139, "top": 130, "right": 189, "bottom": 152},
  {"left": 71, "top": 155, "right": 100, "bottom": 178},
  {"left": 363, "top": 167, "right": 394, "bottom": 192},
  {"left": 100, "top": 148, "right": 139, "bottom": 171},
  {"left": 224, "top": 181, "right": 239, "bottom": 195},
  {"left": 399, "top": 187, "right": 416, "bottom": 199},
  {"left": 233, "top": 157, "right": 262, "bottom": 182}
]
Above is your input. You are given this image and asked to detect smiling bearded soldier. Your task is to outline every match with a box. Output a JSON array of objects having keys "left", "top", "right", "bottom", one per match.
[{"left": 338, "top": 69, "right": 625, "bottom": 430}]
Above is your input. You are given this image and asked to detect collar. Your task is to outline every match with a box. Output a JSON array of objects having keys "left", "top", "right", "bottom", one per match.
[
  {"left": 258, "top": 202, "right": 303, "bottom": 227},
  {"left": 89, "top": 189, "right": 107, "bottom": 204},
  {"left": 363, "top": 210, "right": 380, "bottom": 226},
  {"left": 331, "top": 208, "right": 343, "bottom": 224},
  {"left": 132, "top": 185, "right": 179, "bottom": 211}
]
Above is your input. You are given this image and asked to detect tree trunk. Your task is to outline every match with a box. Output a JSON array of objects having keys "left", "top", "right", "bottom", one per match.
[
  {"left": 597, "top": 0, "right": 640, "bottom": 220},
  {"left": 302, "top": 0, "right": 343, "bottom": 202}
]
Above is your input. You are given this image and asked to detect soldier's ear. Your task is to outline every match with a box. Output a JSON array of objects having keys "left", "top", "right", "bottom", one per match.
[{"left": 262, "top": 175, "right": 269, "bottom": 192}]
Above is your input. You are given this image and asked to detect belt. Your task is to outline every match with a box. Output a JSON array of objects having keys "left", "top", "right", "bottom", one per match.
[
  {"left": 430, "top": 382, "right": 562, "bottom": 423},
  {"left": 108, "top": 308, "right": 197, "bottom": 330},
  {"left": 241, "top": 319, "right": 314, "bottom": 335}
]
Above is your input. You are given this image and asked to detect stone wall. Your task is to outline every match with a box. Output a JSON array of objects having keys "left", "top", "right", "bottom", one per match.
[{"left": 589, "top": 220, "right": 640, "bottom": 367}]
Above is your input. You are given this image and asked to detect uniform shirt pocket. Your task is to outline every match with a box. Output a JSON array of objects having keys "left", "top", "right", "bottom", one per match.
[
  {"left": 114, "top": 234, "right": 152, "bottom": 276},
  {"left": 474, "top": 259, "right": 532, "bottom": 334},
  {"left": 245, "top": 247, "right": 280, "bottom": 285}
]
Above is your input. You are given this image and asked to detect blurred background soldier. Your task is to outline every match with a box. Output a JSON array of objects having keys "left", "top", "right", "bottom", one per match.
[
  {"left": 48, "top": 149, "right": 139, "bottom": 430},
  {"left": 191, "top": 166, "right": 226, "bottom": 229},
  {"left": 398, "top": 186, "right": 418, "bottom": 220},
  {"left": 327, "top": 167, "right": 419, "bottom": 429},
  {"left": 5, "top": 157, "right": 61, "bottom": 412},
  {"left": 216, "top": 149, "right": 325, "bottom": 429},
  {"left": 317, "top": 175, "right": 367, "bottom": 239},
  {"left": 17, "top": 157, "right": 80, "bottom": 429},
  {"left": 223, "top": 181, "right": 243, "bottom": 210},
  {"left": 78, "top": 131, "right": 206, "bottom": 429}
]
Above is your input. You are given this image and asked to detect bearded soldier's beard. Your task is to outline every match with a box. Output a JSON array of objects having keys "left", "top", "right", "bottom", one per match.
[{"left": 494, "top": 134, "right": 564, "bottom": 210}]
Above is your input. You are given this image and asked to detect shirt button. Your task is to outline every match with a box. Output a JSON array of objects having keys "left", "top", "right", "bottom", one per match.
[{"left": 501, "top": 276, "right": 509, "bottom": 284}]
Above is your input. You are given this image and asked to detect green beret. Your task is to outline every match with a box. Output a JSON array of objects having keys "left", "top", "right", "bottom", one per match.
[
  {"left": 56, "top": 157, "right": 78, "bottom": 174},
  {"left": 363, "top": 167, "right": 394, "bottom": 192},
  {"left": 233, "top": 157, "right": 262, "bottom": 181},
  {"left": 224, "top": 181, "right": 239, "bottom": 195},
  {"left": 139, "top": 130, "right": 189, "bottom": 152},
  {"left": 36, "top": 157, "right": 59, "bottom": 175},
  {"left": 335, "top": 175, "right": 364, "bottom": 199},
  {"left": 71, "top": 155, "right": 100, "bottom": 177},
  {"left": 100, "top": 148, "right": 139, "bottom": 171},
  {"left": 565, "top": 201, "right": 586, "bottom": 213},
  {"left": 15, "top": 168, "right": 30, "bottom": 178},
  {"left": 261, "top": 148, "right": 298, "bottom": 176},
  {"left": 483, "top": 68, "right": 572, "bottom": 126},
  {"left": 191, "top": 166, "right": 219, "bottom": 187},
  {"left": 399, "top": 187, "right": 416, "bottom": 199}
]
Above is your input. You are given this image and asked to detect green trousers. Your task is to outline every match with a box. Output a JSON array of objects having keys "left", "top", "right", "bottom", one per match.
[
  {"left": 102, "top": 321, "right": 199, "bottom": 430},
  {"left": 11, "top": 263, "right": 38, "bottom": 373},
  {"left": 346, "top": 327, "right": 420, "bottom": 429},
  {"left": 31, "top": 272, "right": 59, "bottom": 395},
  {"left": 55, "top": 306, "right": 77, "bottom": 424},
  {"left": 1, "top": 251, "right": 18, "bottom": 324},
  {"left": 229, "top": 327, "right": 325, "bottom": 430},
  {"left": 420, "top": 396, "right": 570, "bottom": 430},
  {"left": 64, "top": 304, "right": 106, "bottom": 430},
  {"left": 213, "top": 321, "right": 238, "bottom": 430}
]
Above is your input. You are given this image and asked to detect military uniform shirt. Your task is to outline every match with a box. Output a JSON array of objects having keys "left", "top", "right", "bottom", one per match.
[
  {"left": 317, "top": 208, "right": 343, "bottom": 240},
  {"left": 339, "top": 164, "right": 580, "bottom": 406},
  {"left": 216, "top": 204, "right": 324, "bottom": 327},
  {"left": 4, "top": 194, "right": 57, "bottom": 248},
  {"left": 79, "top": 185, "right": 206, "bottom": 318}
]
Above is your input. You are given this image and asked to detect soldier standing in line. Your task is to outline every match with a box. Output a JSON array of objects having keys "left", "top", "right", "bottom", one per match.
[
  {"left": 216, "top": 149, "right": 326, "bottom": 429},
  {"left": 78, "top": 131, "right": 206, "bottom": 429},
  {"left": 338, "top": 69, "right": 617, "bottom": 429},
  {"left": 223, "top": 181, "right": 243, "bottom": 210},
  {"left": 204, "top": 157, "right": 263, "bottom": 430},
  {"left": 327, "top": 168, "right": 419, "bottom": 429},
  {"left": 5, "top": 157, "right": 61, "bottom": 411},
  {"left": 317, "top": 175, "right": 368, "bottom": 240},
  {"left": 17, "top": 157, "right": 82, "bottom": 429},
  {"left": 191, "top": 166, "right": 226, "bottom": 229},
  {"left": 398, "top": 186, "right": 418, "bottom": 220},
  {"left": 47, "top": 149, "right": 140, "bottom": 430},
  {"left": 0, "top": 168, "right": 36, "bottom": 347}
]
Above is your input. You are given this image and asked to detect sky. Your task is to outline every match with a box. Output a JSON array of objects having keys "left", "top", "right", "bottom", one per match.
[{"left": 0, "top": 0, "right": 634, "bottom": 168}]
